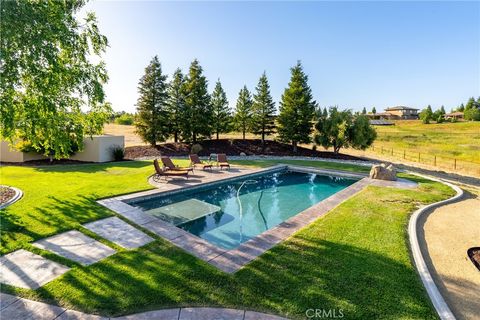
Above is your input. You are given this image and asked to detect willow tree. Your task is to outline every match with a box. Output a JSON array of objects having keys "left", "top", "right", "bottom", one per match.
[{"left": 0, "top": 0, "right": 112, "bottom": 159}]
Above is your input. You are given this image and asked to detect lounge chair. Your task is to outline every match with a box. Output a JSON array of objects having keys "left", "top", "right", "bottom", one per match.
[
  {"left": 189, "top": 154, "right": 213, "bottom": 170},
  {"left": 217, "top": 153, "right": 230, "bottom": 170},
  {"left": 160, "top": 156, "right": 193, "bottom": 173},
  {"left": 153, "top": 159, "right": 189, "bottom": 181}
]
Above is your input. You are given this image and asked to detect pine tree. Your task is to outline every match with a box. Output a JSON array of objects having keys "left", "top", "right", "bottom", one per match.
[
  {"left": 183, "top": 59, "right": 212, "bottom": 143},
  {"left": 440, "top": 105, "right": 446, "bottom": 115},
  {"left": 233, "top": 86, "right": 253, "bottom": 140},
  {"left": 252, "top": 72, "right": 276, "bottom": 147},
  {"left": 372, "top": 107, "right": 377, "bottom": 114},
  {"left": 361, "top": 107, "right": 367, "bottom": 114},
  {"left": 165, "top": 68, "right": 186, "bottom": 143},
  {"left": 465, "top": 97, "right": 476, "bottom": 111},
  {"left": 458, "top": 103, "right": 465, "bottom": 112},
  {"left": 135, "top": 56, "right": 169, "bottom": 146},
  {"left": 277, "top": 61, "right": 316, "bottom": 152},
  {"left": 419, "top": 105, "right": 433, "bottom": 124},
  {"left": 211, "top": 79, "right": 231, "bottom": 140}
]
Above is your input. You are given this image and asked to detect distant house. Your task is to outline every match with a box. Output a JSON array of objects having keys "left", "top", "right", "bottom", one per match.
[
  {"left": 366, "top": 106, "right": 419, "bottom": 120},
  {"left": 384, "top": 106, "right": 419, "bottom": 119},
  {"left": 444, "top": 111, "right": 464, "bottom": 120}
]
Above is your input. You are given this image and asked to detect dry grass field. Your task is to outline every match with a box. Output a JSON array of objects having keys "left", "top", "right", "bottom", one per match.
[{"left": 105, "top": 121, "right": 479, "bottom": 162}]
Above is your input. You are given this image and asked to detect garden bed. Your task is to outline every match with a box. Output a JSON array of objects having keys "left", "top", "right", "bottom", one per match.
[
  {"left": 468, "top": 247, "right": 480, "bottom": 271},
  {"left": 125, "top": 139, "right": 363, "bottom": 160},
  {"left": 0, "top": 186, "right": 16, "bottom": 204}
]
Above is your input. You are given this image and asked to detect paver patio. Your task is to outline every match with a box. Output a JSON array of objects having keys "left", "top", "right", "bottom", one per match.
[
  {"left": 0, "top": 249, "right": 70, "bottom": 289},
  {"left": 33, "top": 230, "right": 116, "bottom": 266},
  {"left": 0, "top": 293, "right": 289, "bottom": 320},
  {"left": 83, "top": 217, "right": 153, "bottom": 249}
]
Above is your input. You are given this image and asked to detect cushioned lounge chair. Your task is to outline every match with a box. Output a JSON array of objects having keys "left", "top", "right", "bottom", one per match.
[
  {"left": 160, "top": 156, "right": 193, "bottom": 173},
  {"left": 189, "top": 154, "right": 213, "bottom": 170},
  {"left": 153, "top": 159, "right": 189, "bottom": 181},
  {"left": 217, "top": 153, "right": 230, "bottom": 170}
]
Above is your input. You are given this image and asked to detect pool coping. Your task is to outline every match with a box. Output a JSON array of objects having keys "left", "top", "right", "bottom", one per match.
[{"left": 97, "top": 165, "right": 413, "bottom": 273}]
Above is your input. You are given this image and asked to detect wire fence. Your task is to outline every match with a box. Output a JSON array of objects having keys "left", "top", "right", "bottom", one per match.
[{"left": 369, "top": 145, "right": 480, "bottom": 177}]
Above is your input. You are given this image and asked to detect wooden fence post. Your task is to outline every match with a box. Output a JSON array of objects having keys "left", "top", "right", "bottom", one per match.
[
  {"left": 403, "top": 150, "right": 406, "bottom": 159},
  {"left": 434, "top": 156, "right": 436, "bottom": 166},
  {"left": 454, "top": 159, "right": 457, "bottom": 170},
  {"left": 418, "top": 153, "right": 421, "bottom": 162}
]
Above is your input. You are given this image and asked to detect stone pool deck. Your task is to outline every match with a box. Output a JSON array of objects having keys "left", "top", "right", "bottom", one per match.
[{"left": 0, "top": 293, "right": 288, "bottom": 320}]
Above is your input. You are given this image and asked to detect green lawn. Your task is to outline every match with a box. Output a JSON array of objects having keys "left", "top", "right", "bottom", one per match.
[{"left": 0, "top": 160, "right": 454, "bottom": 319}]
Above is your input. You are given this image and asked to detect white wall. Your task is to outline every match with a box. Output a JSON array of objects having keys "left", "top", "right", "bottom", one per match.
[
  {"left": 1, "top": 135, "right": 124, "bottom": 163},
  {"left": 70, "top": 135, "right": 124, "bottom": 163},
  {"left": 0, "top": 141, "right": 46, "bottom": 162}
]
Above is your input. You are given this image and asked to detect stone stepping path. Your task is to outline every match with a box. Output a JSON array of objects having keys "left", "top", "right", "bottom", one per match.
[
  {"left": 83, "top": 217, "right": 153, "bottom": 249},
  {"left": 0, "top": 250, "right": 69, "bottom": 289},
  {"left": 33, "top": 230, "right": 116, "bottom": 266},
  {"left": 0, "top": 293, "right": 289, "bottom": 319}
]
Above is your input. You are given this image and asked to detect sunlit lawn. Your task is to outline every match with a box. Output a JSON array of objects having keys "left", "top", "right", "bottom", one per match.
[{"left": 0, "top": 160, "right": 454, "bottom": 319}]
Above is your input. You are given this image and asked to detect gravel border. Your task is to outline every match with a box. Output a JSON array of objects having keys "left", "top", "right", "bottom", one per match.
[
  {"left": 407, "top": 172, "right": 463, "bottom": 320},
  {"left": 0, "top": 185, "right": 23, "bottom": 209}
]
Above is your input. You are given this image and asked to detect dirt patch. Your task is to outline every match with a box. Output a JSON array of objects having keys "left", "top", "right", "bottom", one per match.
[
  {"left": 125, "top": 139, "right": 364, "bottom": 161},
  {"left": 468, "top": 247, "right": 480, "bottom": 271},
  {"left": 0, "top": 186, "right": 16, "bottom": 205}
]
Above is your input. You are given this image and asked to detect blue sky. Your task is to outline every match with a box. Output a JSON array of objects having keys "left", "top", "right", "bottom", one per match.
[{"left": 82, "top": 1, "right": 480, "bottom": 113}]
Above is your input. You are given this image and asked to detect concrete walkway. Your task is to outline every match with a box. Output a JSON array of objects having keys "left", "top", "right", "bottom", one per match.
[
  {"left": 418, "top": 192, "right": 480, "bottom": 320},
  {"left": 0, "top": 293, "right": 288, "bottom": 320}
]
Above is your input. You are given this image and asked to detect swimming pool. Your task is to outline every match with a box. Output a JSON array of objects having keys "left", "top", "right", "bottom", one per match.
[{"left": 127, "top": 169, "right": 357, "bottom": 250}]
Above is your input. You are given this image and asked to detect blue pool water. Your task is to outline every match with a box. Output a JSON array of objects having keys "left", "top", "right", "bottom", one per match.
[{"left": 130, "top": 170, "right": 356, "bottom": 249}]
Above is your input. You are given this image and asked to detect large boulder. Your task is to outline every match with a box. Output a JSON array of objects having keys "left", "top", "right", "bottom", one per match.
[{"left": 369, "top": 163, "right": 397, "bottom": 181}]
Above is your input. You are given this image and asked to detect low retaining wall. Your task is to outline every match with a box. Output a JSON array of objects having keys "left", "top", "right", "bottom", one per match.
[
  {"left": 1, "top": 135, "right": 124, "bottom": 163},
  {"left": 408, "top": 173, "right": 463, "bottom": 320}
]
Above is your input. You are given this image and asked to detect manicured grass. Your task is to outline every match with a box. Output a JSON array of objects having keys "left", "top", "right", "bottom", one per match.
[{"left": 0, "top": 161, "right": 454, "bottom": 319}]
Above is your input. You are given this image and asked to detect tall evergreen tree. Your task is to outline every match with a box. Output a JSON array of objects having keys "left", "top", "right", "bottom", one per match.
[
  {"left": 372, "top": 107, "right": 377, "bottom": 114},
  {"left": 165, "top": 68, "right": 186, "bottom": 143},
  {"left": 233, "top": 86, "right": 253, "bottom": 140},
  {"left": 458, "top": 103, "right": 465, "bottom": 111},
  {"left": 277, "top": 61, "right": 316, "bottom": 152},
  {"left": 135, "top": 56, "right": 169, "bottom": 146},
  {"left": 465, "top": 97, "right": 476, "bottom": 111},
  {"left": 419, "top": 105, "right": 433, "bottom": 124},
  {"left": 361, "top": 107, "right": 367, "bottom": 114},
  {"left": 211, "top": 79, "right": 231, "bottom": 140},
  {"left": 252, "top": 72, "right": 276, "bottom": 147},
  {"left": 183, "top": 59, "right": 212, "bottom": 142},
  {"left": 440, "top": 105, "right": 446, "bottom": 115}
]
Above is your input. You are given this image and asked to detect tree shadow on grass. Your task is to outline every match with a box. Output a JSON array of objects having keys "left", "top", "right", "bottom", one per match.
[
  {"left": 1, "top": 195, "right": 112, "bottom": 254},
  {"left": 30, "top": 236, "right": 437, "bottom": 319},
  {"left": 31, "top": 160, "right": 151, "bottom": 174}
]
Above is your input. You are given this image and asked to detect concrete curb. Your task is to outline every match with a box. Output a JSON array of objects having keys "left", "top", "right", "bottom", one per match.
[
  {"left": 407, "top": 173, "right": 463, "bottom": 320},
  {"left": 0, "top": 186, "right": 23, "bottom": 209}
]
